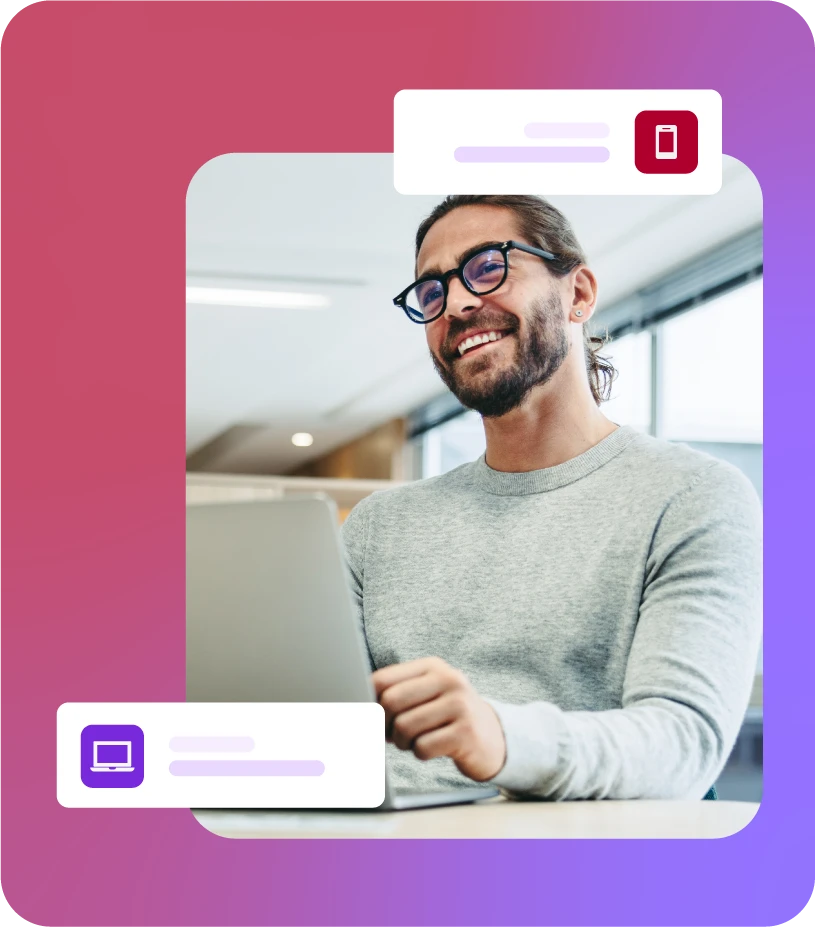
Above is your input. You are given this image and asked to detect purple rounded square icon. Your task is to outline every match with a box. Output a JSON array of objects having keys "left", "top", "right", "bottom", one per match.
[{"left": 80, "top": 724, "right": 144, "bottom": 788}]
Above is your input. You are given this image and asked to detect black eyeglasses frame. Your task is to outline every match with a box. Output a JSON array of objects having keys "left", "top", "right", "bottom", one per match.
[{"left": 392, "top": 239, "right": 559, "bottom": 325}]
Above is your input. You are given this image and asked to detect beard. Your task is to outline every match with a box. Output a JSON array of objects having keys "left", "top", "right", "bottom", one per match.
[{"left": 429, "top": 292, "right": 570, "bottom": 418}]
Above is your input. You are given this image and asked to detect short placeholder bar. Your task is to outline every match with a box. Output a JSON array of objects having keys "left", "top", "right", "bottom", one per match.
[
  {"left": 524, "top": 122, "right": 610, "bottom": 138},
  {"left": 169, "top": 736, "right": 254, "bottom": 752}
]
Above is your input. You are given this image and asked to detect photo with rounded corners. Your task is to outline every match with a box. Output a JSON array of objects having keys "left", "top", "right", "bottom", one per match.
[{"left": 185, "top": 152, "right": 762, "bottom": 841}]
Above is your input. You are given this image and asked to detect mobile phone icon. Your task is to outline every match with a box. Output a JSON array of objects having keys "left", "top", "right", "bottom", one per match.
[
  {"left": 655, "top": 124, "right": 677, "bottom": 159},
  {"left": 635, "top": 112, "right": 696, "bottom": 174}
]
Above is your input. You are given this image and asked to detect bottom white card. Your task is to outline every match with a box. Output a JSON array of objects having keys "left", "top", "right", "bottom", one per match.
[{"left": 57, "top": 702, "right": 385, "bottom": 808}]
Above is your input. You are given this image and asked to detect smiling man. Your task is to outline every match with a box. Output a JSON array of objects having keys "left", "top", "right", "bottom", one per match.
[{"left": 341, "top": 194, "right": 762, "bottom": 800}]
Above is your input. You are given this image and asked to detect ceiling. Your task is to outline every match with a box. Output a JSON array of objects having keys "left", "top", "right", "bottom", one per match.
[{"left": 186, "top": 154, "right": 761, "bottom": 474}]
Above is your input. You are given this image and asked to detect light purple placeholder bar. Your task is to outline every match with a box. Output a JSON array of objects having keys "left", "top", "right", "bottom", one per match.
[
  {"left": 169, "top": 760, "right": 325, "bottom": 776},
  {"left": 524, "top": 122, "right": 610, "bottom": 138},
  {"left": 169, "top": 736, "right": 254, "bottom": 752},
  {"left": 455, "top": 146, "right": 609, "bottom": 163}
]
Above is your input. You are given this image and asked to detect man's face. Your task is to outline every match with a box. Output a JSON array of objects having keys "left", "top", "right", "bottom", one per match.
[{"left": 416, "top": 205, "right": 571, "bottom": 418}]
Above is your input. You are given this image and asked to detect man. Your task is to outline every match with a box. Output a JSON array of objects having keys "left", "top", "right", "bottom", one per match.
[{"left": 341, "top": 194, "right": 762, "bottom": 800}]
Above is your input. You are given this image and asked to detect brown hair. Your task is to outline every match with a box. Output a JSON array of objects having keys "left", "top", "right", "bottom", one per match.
[{"left": 415, "top": 194, "right": 616, "bottom": 405}]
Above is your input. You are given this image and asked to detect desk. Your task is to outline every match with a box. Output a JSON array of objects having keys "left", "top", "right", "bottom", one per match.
[{"left": 193, "top": 797, "right": 757, "bottom": 839}]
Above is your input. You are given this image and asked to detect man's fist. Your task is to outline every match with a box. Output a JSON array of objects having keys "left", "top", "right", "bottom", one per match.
[{"left": 372, "top": 656, "right": 506, "bottom": 782}]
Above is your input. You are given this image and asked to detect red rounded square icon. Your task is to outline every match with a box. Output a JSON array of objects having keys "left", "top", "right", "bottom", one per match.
[{"left": 635, "top": 110, "right": 698, "bottom": 174}]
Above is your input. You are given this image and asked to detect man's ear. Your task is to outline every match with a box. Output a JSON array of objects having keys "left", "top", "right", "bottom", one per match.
[{"left": 569, "top": 266, "right": 598, "bottom": 323}]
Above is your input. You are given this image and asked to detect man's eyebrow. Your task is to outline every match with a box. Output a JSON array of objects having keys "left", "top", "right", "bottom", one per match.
[{"left": 418, "top": 240, "right": 505, "bottom": 279}]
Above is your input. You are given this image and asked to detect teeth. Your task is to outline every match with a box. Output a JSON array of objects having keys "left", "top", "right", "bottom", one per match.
[{"left": 458, "top": 330, "right": 505, "bottom": 356}]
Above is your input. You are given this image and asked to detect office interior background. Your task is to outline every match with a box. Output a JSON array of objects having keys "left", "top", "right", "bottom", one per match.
[{"left": 186, "top": 154, "right": 763, "bottom": 801}]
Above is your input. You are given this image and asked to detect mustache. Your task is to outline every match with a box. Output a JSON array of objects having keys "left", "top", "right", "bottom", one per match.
[{"left": 443, "top": 317, "right": 518, "bottom": 359}]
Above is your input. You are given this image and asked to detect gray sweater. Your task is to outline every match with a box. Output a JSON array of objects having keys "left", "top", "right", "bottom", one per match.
[{"left": 340, "top": 425, "right": 762, "bottom": 800}]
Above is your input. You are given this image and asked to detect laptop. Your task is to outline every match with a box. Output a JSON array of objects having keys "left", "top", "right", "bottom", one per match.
[{"left": 186, "top": 495, "right": 499, "bottom": 811}]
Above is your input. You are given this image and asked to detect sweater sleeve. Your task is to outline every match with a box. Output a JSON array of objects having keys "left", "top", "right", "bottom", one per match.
[
  {"left": 339, "top": 494, "right": 377, "bottom": 674},
  {"left": 484, "top": 461, "right": 763, "bottom": 800}
]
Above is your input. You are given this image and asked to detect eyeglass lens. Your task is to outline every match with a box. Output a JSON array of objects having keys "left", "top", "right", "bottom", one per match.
[{"left": 404, "top": 248, "right": 507, "bottom": 321}]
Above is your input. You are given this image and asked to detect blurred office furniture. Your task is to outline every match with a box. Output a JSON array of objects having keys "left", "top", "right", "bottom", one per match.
[
  {"left": 186, "top": 472, "right": 404, "bottom": 523},
  {"left": 187, "top": 418, "right": 412, "bottom": 481},
  {"left": 289, "top": 419, "right": 409, "bottom": 481}
]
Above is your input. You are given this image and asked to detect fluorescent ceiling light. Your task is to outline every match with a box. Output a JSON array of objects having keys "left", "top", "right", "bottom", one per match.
[
  {"left": 291, "top": 433, "right": 314, "bottom": 447},
  {"left": 186, "top": 286, "right": 330, "bottom": 309}
]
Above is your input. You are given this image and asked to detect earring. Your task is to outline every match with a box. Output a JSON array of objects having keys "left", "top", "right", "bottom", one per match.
[{"left": 575, "top": 310, "right": 583, "bottom": 317}]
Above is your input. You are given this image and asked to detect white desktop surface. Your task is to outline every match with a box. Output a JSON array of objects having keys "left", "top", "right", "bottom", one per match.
[{"left": 193, "top": 796, "right": 758, "bottom": 839}]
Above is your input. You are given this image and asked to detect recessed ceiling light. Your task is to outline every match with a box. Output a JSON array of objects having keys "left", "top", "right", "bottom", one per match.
[
  {"left": 291, "top": 433, "right": 314, "bottom": 447},
  {"left": 186, "top": 287, "right": 330, "bottom": 309}
]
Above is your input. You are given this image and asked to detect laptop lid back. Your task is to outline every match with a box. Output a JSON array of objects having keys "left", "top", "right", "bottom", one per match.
[{"left": 186, "top": 496, "right": 374, "bottom": 704}]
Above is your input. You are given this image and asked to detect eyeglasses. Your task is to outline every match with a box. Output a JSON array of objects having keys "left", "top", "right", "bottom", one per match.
[{"left": 393, "top": 240, "right": 559, "bottom": 324}]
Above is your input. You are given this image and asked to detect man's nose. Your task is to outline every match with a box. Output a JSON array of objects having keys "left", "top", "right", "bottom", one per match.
[{"left": 444, "top": 275, "right": 483, "bottom": 321}]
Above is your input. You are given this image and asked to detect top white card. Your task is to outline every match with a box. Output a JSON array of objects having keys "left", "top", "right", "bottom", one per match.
[{"left": 394, "top": 90, "right": 722, "bottom": 195}]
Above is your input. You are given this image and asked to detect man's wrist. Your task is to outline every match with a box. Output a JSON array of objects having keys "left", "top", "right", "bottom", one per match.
[{"left": 481, "top": 697, "right": 566, "bottom": 795}]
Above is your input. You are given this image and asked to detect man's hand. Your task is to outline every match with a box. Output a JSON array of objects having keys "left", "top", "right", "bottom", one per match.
[{"left": 372, "top": 656, "right": 506, "bottom": 782}]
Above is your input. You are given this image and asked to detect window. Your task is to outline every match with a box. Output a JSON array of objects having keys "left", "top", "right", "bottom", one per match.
[
  {"left": 661, "top": 278, "right": 762, "bottom": 443},
  {"left": 602, "top": 330, "right": 652, "bottom": 434},
  {"left": 422, "top": 410, "right": 485, "bottom": 479}
]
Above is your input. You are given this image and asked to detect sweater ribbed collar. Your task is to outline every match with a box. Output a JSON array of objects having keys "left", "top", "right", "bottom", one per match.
[{"left": 472, "top": 425, "right": 638, "bottom": 495}]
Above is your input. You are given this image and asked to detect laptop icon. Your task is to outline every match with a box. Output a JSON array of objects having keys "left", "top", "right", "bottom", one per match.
[{"left": 91, "top": 740, "right": 135, "bottom": 772}]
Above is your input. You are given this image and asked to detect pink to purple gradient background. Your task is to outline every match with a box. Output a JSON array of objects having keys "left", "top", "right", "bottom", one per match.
[{"left": 2, "top": 2, "right": 813, "bottom": 925}]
